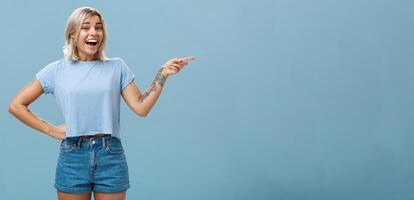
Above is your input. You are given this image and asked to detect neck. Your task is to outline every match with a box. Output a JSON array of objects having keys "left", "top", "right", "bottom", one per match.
[{"left": 78, "top": 53, "right": 97, "bottom": 61}]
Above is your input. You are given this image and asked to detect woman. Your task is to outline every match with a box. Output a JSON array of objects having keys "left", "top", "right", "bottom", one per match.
[{"left": 8, "top": 7, "right": 195, "bottom": 200}]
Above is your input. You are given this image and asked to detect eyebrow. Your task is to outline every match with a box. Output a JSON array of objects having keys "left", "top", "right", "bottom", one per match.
[{"left": 82, "top": 22, "right": 103, "bottom": 25}]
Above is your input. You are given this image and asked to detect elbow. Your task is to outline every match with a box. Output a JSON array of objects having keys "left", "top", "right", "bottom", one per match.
[
  {"left": 8, "top": 101, "right": 27, "bottom": 116},
  {"left": 133, "top": 104, "right": 150, "bottom": 117},
  {"left": 137, "top": 111, "right": 149, "bottom": 118},
  {"left": 134, "top": 108, "right": 149, "bottom": 118},
  {"left": 8, "top": 103, "right": 19, "bottom": 115}
]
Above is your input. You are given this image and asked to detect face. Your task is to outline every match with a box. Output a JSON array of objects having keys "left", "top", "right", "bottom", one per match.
[{"left": 73, "top": 15, "right": 104, "bottom": 61}]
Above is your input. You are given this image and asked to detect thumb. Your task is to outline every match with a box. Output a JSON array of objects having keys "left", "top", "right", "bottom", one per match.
[{"left": 58, "top": 125, "right": 67, "bottom": 132}]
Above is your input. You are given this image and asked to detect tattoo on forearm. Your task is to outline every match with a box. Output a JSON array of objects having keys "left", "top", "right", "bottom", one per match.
[
  {"left": 139, "top": 68, "right": 167, "bottom": 103},
  {"left": 154, "top": 67, "right": 167, "bottom": 87}
]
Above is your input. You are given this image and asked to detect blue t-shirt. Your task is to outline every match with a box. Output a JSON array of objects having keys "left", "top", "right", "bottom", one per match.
[{"left": 35, "top": 58, "right": 135, "bottom": 139}]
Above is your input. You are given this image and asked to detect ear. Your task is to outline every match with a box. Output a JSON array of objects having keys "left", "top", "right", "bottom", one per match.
[{"left": 70, "top": 31, "right": 76, "bottom": 39}]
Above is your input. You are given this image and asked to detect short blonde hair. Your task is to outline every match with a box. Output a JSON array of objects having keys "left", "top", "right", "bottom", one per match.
[{"left": 63, "top": 7, "right": 108, "bottom": 61}]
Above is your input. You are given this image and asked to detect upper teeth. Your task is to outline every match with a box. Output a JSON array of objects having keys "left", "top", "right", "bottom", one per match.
[{"left": 86, "top": 39, "right": 97, "bottom": 42}]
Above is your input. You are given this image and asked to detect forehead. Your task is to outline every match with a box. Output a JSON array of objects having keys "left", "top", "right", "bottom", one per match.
[{"left": 82, "top": 15, "right": 102, "bottom": 24}]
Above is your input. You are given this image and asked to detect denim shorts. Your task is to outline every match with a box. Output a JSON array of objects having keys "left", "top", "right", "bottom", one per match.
[{"left": 54, "top": 135, "right": 130, "bottom": 194}]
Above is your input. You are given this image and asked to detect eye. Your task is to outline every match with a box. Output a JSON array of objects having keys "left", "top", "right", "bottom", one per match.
[
  {"left": 81, "top": 27, "right": 89, "bottom": 30},
  {"left": 96, "top": 27, "right": 103, "bottom": 31}
]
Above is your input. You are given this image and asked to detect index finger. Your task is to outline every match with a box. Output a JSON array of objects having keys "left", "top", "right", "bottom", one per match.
[{"left": 179, "top": 56, "right": 196, "bottom": 62}]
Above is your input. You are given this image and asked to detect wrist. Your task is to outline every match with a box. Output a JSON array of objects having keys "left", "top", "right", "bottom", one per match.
[
  {"left": 156, "top": 67, "right": 168, "bottom": 87},
  {"left": 45, "top": 125, "right": 54, "bottom": 136},
  {"left": 160, "top": 67, "right": 169, "bottom": 78}
]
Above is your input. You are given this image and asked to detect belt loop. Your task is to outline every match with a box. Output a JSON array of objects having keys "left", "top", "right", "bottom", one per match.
[
  {"left": 77, "top": 137, "right": 82, "bottom": 149},
  {"left": 102, "top": 137, "right": 106, "bottom": 149}
]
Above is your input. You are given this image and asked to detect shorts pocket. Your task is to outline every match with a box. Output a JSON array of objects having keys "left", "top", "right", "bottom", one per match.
[
  {"left": 106, "top": 138, "right": 124, "bottom": 154},
  {"left": 60, "top": 140, "right": 75, "bottom": 152}
]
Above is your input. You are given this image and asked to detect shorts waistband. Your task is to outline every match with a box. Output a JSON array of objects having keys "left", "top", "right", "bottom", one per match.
[
  {"left": 79, "top": 134, "right": 111, "bottom": 138},
  {"left": 76, "top": 135, "right": 112, "bottom": 149},
  {"left": 62, "top": 134, "right": 113, "bottom": 148}
]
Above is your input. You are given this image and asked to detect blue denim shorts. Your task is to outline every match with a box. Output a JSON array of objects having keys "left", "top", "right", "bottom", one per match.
[{"left": 54, "top": 135, "right": 130, "bottom": 194}]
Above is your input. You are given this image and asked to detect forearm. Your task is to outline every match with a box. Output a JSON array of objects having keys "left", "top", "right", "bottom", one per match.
[
  {"left": 136, "top": 68, "right": 168, "bottom": 116},
  {"left": 8, "top": 104, "right": 54, "bottom": 136}
]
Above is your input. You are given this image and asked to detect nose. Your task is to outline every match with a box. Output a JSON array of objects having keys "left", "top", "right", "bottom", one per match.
[{"left": 89, "top": 27, "right": 97, "bottom": 35}]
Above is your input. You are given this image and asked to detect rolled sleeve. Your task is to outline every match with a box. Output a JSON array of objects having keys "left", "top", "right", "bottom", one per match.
[
  {"left": 118, "top": 58, "right": 135, "bottom": 91},
  {"left": 35, "top": 62, "right": 57, "bottom": 95}
]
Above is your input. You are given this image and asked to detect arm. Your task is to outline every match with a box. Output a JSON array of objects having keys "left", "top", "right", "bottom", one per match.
[
  {"left": 122, "top": 68, "right": 167, "bottom": 117},
  {"left": 122, "top": 56, "right": 195, "bottom": 117},
  {"left": 8, "top": 79, "right": 66, "bottom": 140}
]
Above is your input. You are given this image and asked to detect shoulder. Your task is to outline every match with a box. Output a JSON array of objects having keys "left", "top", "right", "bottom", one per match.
[
  {"left": 104, "top": 57, "right": 126, "bottom": 65},
  {"left": 104, "top": 58, "right": 131, "bottom": 72},
  {"left": 37, "top": 59, "right": 65, "bottom": 73},
  {"left": 44, "top": 58, "right": 64, "bottom": 68}
]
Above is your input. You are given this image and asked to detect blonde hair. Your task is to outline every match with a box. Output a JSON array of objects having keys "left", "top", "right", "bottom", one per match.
[{"left": 63, "top": 7, "right": 108, "bottom": 61}]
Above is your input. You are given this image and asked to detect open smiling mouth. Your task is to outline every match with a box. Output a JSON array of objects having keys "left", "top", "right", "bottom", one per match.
[{"left": 85, "top": 39, "right": 98, "bottom": 47}]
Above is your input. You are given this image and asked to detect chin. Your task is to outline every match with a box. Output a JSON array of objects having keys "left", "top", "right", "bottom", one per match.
[{"left": 85, "top": 51, "right": 98, "bottom": 56}]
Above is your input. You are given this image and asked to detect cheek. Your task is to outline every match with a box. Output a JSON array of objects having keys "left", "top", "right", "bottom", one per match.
[
  {"left": 76, "top": 38, "right": 83, "bottom": 46},
  {"left": 77, "top": 33, "right": 87, "bottom": 44},
  {"left": 97, "top": 31, "right": 104, "bottom": 38}
]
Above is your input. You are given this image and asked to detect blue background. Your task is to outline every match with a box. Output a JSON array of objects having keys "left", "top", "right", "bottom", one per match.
[{"left": 1, "top": 0, "right": 413, "bottom": 199}]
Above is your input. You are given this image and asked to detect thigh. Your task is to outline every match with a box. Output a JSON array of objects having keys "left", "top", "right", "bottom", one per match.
[
  {"left": 58, "top": 191, "right": 91, "bottom": 200},
  {"left": 93, "top": 137, "right": 130, "bottom": 193},
  {"left": 94, "top": 191, "right": 126, "bottom": 200},
  {"left": 55, "top": 138, "right": 92, "bottom": 193}
]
